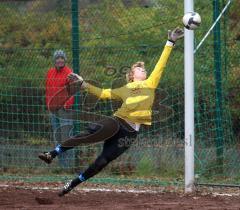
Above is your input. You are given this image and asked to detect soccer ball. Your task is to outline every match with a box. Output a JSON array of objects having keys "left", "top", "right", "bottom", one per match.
[{"left": 182, "top": 12, "right": 201, "bottom": 30}]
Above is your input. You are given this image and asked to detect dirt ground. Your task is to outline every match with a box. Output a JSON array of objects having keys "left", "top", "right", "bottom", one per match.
[{"left": 0, "top": 182, "right": 240, "bottom": 210}]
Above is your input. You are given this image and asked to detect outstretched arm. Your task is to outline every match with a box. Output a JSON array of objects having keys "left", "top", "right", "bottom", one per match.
[
  {"left": 67, "top": 73, "right": 122, "bottom": 100},
  {"left": 85, "top": 83, "right": 122, "bottom": 100},
  {"left": 146, "top": 28, "right": 184, "bottom": 89},
  {"left": 146, "top": 41, "right": 174, "bottom": 89}
]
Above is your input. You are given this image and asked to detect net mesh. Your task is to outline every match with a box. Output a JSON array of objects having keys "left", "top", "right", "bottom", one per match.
[{"left": 0, "top": 0, "right": 239, "bottom": 186}]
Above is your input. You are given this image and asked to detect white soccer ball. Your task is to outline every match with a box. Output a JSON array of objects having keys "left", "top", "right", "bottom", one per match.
[{"left": 182, "top": 12, "right": 201, "bottom": 30}]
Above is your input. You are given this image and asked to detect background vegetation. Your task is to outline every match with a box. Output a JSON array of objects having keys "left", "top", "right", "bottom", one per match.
[{"left": 0, "top": 0, "right": 239, "bottom": 181}]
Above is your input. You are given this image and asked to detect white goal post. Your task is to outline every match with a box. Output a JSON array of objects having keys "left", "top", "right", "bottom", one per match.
[
  {"left": 184, "top": 0, "right": 195, "bottom": 193},
  {"left": 184, "top": 0, "right": 233, "bottom": 193}
]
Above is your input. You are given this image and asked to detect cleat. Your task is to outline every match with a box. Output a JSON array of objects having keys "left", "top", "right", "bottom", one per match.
[
  {"left": 58, "top": 181, "right": 73, "bottom": 197},
  {"left": 58, "top": 178, "right": 81, "bottom": 197},
  {"left": 38, "top": 152, "right": 53, "bottom": 164}
]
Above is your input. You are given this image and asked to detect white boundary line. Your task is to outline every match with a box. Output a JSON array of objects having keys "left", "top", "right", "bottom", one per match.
[
  {"left": 1, "top": 184, "right": 240, "bottom": 196},
  {"left": 0, "top": 184, "right": 161, "bottom": 194},
  {"left": 212, "top": 192, "right": 240, "bottom": 197},
  {"left": 0, "top": 184, "right": 240, "bottom": 197}
]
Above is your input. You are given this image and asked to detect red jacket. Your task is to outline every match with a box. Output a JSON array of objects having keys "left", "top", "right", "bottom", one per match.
[{"left": 46, "top": 66, "right": 74, "bottom": 110}]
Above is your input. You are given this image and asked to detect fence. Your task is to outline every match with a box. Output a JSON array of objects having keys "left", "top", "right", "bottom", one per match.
[{"left": 0, "top": 0, "right": 239, "bottom": 186}]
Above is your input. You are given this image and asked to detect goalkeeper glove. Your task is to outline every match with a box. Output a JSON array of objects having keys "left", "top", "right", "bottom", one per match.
[
  {"left": 168, "top": 27, "right": 184, "bottom": 43},
  {"left": 68, "top": 73, "right": 87, "bottom": 88}
]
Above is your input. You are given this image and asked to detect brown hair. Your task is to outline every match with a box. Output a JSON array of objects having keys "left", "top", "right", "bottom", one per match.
[{"left": 126, "top": 61, "right": 145, "bottom": 83}]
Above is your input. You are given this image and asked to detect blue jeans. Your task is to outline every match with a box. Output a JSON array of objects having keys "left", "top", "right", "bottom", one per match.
[{"left": 50, "top": 109, "right": 75, "bottom": 169}]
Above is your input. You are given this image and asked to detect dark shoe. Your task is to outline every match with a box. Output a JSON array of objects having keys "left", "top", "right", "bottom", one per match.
[
  {"left": 38, "top": 152, "right": 53, "bottom": 164},
  {"left": 58, "top": 178, "right": 81, "bottom": 197}
]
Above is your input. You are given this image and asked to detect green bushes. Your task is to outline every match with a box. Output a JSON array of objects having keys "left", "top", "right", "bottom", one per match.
[{"left": 0, "top": 0, "right": 239, "bottom": 141}]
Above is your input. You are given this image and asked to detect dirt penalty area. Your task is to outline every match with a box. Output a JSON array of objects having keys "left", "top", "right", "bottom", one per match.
[{"left": 0, "top": 182, "right": 239, "bottom": 210}]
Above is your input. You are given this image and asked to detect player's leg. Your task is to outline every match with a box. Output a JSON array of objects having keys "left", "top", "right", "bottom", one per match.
[
  {"left": 58, "top": 120, "right": 137, "bottom": 196},
  {"left": 38, "top": 129, "right": 92, "bottom": 164},
  {"left": 38, "top": 117, "right": 119, "bottom": 164},
  {"left": 38, "top": 122, "right": 97, "bottom": 164}
]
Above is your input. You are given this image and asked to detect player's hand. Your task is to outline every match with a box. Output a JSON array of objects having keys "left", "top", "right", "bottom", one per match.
[
  {"left": 67, "top": 73, "right": 87, "bottom": 89},
  {"left": 168, "top": 27, "right": 184, "bottom": 43},
  {"left": 68, "top": 73, "right": 83, "bottom": 82}
]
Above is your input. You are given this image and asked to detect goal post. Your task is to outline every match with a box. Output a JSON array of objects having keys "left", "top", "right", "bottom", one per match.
[{"left": 184, "top": 0, "right": 195, "bottom": 193}]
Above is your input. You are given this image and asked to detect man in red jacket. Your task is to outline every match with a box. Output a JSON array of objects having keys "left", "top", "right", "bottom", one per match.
[{"left": 46, "top": 50, "right": 75, "bottom": 169}]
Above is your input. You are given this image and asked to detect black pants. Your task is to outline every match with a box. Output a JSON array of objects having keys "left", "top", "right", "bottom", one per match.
[
  {"left": 57, "top": 117, "right": 138, "bottom": 181},
  {"left": 82, "top": 117, "right": 137, "bottom": 180}
]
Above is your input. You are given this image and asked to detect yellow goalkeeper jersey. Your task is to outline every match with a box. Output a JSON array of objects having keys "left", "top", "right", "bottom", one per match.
[{"left": 86, "top": 41, "right": 174, "bottom": 125}]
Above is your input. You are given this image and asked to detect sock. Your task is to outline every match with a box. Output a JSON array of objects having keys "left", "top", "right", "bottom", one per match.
[
  {"left": 70, "top": 174, "right": 85, "bottom": 188},
  {"left": 50, "top": 145, "right": 71, "bottom": 158},
  {"left": 49, "top": 145, "right": 61, "bottom": 158},
  {"left": 78, "top": 173, "right": 86, "bottom": 182},
  {"left": 54, "top": 144, "right": 63, "bottom": 154}
]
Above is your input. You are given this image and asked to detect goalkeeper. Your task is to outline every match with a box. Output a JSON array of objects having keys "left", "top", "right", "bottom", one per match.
[{"left": 39, "top": 28, "right": 184, "bottom": 196}]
